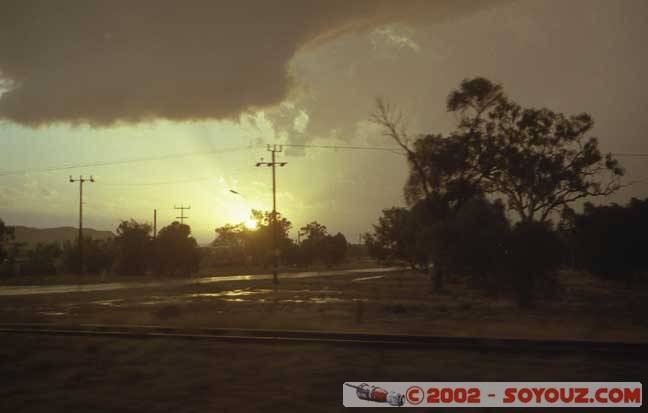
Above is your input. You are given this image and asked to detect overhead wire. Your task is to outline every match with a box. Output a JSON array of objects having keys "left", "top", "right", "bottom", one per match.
[
  {"left": 2, "top": 138, "right": 648, "bottom": 188},
  {"left": 0, "top": 145, "right": 255, "bottom": 177}
]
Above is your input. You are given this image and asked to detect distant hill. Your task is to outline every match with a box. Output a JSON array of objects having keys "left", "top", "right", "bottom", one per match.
[{"left": 12, "top": 226, "right": 114, "bottom": 248}]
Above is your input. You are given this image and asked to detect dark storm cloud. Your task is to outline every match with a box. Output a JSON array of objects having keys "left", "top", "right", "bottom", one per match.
[{"left": 0, "top": 0, "right": 497, "bottom": 126}]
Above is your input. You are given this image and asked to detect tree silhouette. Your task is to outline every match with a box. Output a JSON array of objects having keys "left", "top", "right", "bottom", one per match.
[
  {"left": 62, "top": 237, "right": 114, "bottom": 274},
  {"left": 299, "top": 221, "right": 329, "bottom": 266},
  {"left": 299, "top": 222, "right": 348, "bottom": 267},
  {"left": 373, "top": 77, "right": 624, "bottom": 222},
  {"left": 214, "top": 210, "right": 295, "bottom": 267},
  {"left": 569, "top": 198, "right": 648, "bottom": 281},
  {"left": 321, "top": 232, "right": 348, "bottom": 268},
  {"left": 364, "top": 208, "right": 418, "bottom": 267},
  {"left": 114, "top": 219, "right": 152, "bottom": 275},
  {"left": 440, "top": 197, "right": 510, "bottom": 290},
  {"left": 154, "top": 221, "right": 200, "bottom": 276}
]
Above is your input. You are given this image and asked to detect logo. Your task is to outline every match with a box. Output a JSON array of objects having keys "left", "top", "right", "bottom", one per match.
[
  {"left": 345, "top": 383, "right": 404, "bottom": 407},
  {"left": 406, "top": 386, "right": 424, "bottom": 405}
]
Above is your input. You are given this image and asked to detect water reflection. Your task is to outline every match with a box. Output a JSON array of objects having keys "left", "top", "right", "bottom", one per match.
[{"left": 0, "top": 267, "right": 400, "bottom": 296}]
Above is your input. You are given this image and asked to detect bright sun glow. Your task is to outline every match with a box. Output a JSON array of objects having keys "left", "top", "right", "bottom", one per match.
[{"left": 244, "top": 219, "right": 257, "bottom": 230}]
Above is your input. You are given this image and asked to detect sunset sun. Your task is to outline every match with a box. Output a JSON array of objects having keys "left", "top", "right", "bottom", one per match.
[{"left": 244, "top": 219, "right": 257, "bottom": 230}]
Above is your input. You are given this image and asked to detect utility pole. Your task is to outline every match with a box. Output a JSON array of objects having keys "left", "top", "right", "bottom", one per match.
[
  {"left": 69, "top": 175, "right": 94, "bottom": 274},
  {"left": 174, "top": 204, "right": 190, "bottom": 225},
  {"left": 153, "top": 209, "right": 157, "bottom": 239},
  {"left": 256, "top": 144, "right": 287, "bottom": 284}
]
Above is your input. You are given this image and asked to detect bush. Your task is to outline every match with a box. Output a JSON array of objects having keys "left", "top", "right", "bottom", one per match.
[{"left": 570, "top": 199, "right": 648, "bottom": 281}]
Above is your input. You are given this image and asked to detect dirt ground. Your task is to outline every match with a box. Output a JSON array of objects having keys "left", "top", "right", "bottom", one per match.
[
  {"left": 1, "top": 333, "right": 644, "bottom": 413},
  {"left": 1, "top": 269, "right": 646, "bottom": 412},
  {"left": 1, "top": 269, "right": 647, "bottom": 342}
]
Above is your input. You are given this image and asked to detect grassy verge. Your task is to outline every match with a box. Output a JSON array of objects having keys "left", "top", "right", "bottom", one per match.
[{"left": 1, "top": 333, "right": 644, "bottom": 412}]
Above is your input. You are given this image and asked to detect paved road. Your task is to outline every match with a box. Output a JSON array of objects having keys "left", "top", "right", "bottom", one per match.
[{"left": 0, "top": 267, "right": 401, "bottom": 296}]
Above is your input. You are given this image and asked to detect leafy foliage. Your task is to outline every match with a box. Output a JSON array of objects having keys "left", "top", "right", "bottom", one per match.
[
  {"left": 114, "top": 220, "right": 153, "bottom": 275},
  {"left": 368, "top": 76, "right": 626, "bottom": 303},
  {"left": 299, "top": 222, "right": 348, "bottom": 267},
  {"left": 566, "top": 198, "right": 648, "bottom": 280},
  {"left": 212, "top": 215, "right": 348, "bottom": 268},
  {"left": 213, "top": 209, "right": 294, "bottom": 267},
  {"left": 154, "top": 221, "right": 201, "bottom": 276},
  {"left": 373, "top": 77, "right": 624, "bottom": 222}
]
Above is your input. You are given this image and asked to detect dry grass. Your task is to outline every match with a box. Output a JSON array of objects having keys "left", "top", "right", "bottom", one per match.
[{"left": 1, "top": 333, "right": 644, "bottom": 413}]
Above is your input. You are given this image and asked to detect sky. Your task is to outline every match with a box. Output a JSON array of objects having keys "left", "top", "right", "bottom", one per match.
[{"left": 1, "top": 0, "right": 647, "bottom": 244}]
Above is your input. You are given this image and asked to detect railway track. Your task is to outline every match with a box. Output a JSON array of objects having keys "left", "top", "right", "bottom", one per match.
[{"left": 1, "top": 323, "right": 646, "bottom": 357}]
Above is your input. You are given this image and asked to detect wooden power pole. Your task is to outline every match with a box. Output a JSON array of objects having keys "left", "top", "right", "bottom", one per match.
[
  {"left": 69, "top": 175, "right": 94, "bottom": 274},
  {"left": 174, "top": 204, "right": 190, "bottom": 225},
  {"left": 256, "top": 145, "right": 287, "bottom": 284}
]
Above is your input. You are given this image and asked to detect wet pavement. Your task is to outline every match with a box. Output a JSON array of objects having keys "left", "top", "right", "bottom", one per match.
[{"left": 0, "top": 267, "right": 400, "bottom": 296}]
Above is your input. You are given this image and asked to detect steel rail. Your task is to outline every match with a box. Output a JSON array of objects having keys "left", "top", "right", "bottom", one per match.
[{"left": 1, "top": 323, "right": 646, "bottom": 357}]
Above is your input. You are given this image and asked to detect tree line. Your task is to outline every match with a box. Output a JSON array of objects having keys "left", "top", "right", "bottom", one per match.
[
  {"left": 0, "top": 210, "right": 350, "bottom": 276},
  {"left": 0, "top": 219, "right": 200, "bottom": 276},
  {"left": 210, "top": 210, "right": 348, "bottom": 269}
]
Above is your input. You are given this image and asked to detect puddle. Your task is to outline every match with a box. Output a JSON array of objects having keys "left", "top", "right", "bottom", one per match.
[
  {"left": 140, "top": 296, "right": 183, "bottom": 305},
  {"left": 0, "top": 267, "right": 401, "bottom": 296},
  {"left": 54, "top": 288, "right": 369, "bottom": 308},
  {"left": 280, "top": 297, "right": 368, "bottom": 304},
  {"left": 352, "top": 276, "right": 384, "bottom": 282},
  {"left": 92, "top": 299, "right": 124, "bottom": 307},
  {"left": 187, "top": 289, "right": 271, "bottom": 298}
]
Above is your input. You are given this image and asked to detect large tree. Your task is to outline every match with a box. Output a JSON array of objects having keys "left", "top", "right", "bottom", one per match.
[
  {"left": 299, "top": 221, "right": 328, "bottom": 266},
  {"left": 321, "top": 232, "right": 348, "bottom": 268},
  {"left": 373, "top": 77, "right": 624, "bottom": 222}
]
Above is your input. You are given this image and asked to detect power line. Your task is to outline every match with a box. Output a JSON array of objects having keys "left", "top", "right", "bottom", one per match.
[
  {"left": 0, "top": 145, "right": 254, "bottom": 177},
  {"left": 281, "top": 143, "right": 405, "bottom": 155},
  {"left": 3, "top": 139, "right": 647, "bottom": 182},
  {"left": 95, "top": 176, "right": 220, "bottom": 187},
  {"left": 3, "top": 141, "right": 646, "bottom": 179}
]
